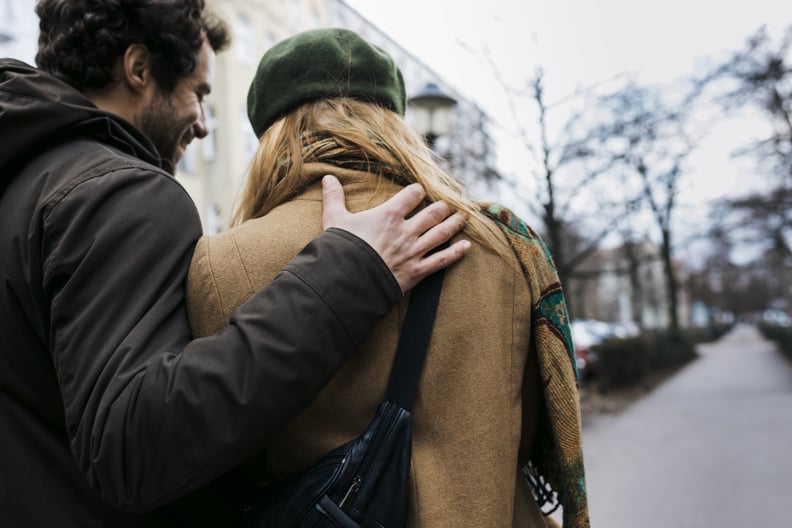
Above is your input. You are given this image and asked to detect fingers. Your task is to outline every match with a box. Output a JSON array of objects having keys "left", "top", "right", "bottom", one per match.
[
  {"left": 421, "top": 240, "right": 471, "bottom": 273},
  {"left": 390, "top": 210, "right": 469, "bottom": 292},
  {"left": 400, "top": 240, "right": 471, "bottom": 291},
  {"left": 383, "top": 183, "right": 426, "bottom": 218},
  {"left": 318, "top": 176, "right": 470, "bottom": 292},
  {"left": 406, "top": 200, "right": 454, "bottom": 236},
  {"left": 413, "top": 211, "right": 468, "bottom": 256},
  {"left": 321, "top": 175, "right": 347, "bottom": 229}
]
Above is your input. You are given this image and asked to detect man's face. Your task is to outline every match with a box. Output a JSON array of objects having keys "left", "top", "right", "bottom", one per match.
[{"left": 140, "top": 39, "right": 215, "bottom": 169}]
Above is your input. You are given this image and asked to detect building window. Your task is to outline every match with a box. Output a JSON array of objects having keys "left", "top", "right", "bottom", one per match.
[
  {"left": 0, "top": 0, "right": 15, "bottom": 43},
  {"left": 178, "top": 142, "right": 198, "bottom": 175},
  {"left": 202, "top": 103, "right": 217, "bottom": 163},
  {"left": 241, "top": 108, "right": 258, "bottom": 160},
  {"left": 263, "top": 30, "right": 278, "bottom": 51},
  {"left": 235, "top": 13, "right": 254, "bottom": 65},
  {"left": 288, "top": 1, "right": 301, "bottom": 32},
  {"left": 205, "top": 203, "right": 223, "bottom": 235},
  {"left": 305, "top": 2, "right": 322, "bottom": 29}
]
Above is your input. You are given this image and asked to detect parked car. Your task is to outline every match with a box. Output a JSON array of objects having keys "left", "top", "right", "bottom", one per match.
[{"left": 570, "top": 319, "right": 639, "bottom": 379}]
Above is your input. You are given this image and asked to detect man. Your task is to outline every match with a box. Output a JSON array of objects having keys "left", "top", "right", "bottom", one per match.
[{"left": 0, "top": 1, "right": 468, "bottom": 526}]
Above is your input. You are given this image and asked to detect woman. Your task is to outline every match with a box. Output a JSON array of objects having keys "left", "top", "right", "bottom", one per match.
[{"left": 187, "top": 28, "right": 588, "bottom": 527}]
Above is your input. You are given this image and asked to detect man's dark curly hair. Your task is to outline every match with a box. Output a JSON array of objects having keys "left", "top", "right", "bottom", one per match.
[{"left": 35, "top": 0, "right": 230, "bottom": 93}]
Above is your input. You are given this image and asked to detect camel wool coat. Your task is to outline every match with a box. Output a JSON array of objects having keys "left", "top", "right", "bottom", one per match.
[{"left": 186, "top": 163, "right": 551, "bottom": 527}]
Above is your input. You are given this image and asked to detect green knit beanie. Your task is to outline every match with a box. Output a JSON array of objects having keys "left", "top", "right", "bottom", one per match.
[{"left": 247, "top": 28, "right": 406, "bottom": 137}]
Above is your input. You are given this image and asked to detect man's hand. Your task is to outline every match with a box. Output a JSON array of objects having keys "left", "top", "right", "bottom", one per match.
[{"left": 321, "top": 175, "right": 470, "bottom": 292}]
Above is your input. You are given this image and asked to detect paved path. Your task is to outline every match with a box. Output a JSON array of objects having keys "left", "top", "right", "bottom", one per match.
[{"left": 578, "top": 324, "right": 792, "bottom": 527}]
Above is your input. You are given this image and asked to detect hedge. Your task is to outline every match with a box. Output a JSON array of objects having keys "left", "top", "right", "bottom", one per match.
[
  {"left": 590, "top": 328, "right": 703, "bottom": 392},
  {"left": 758, "top": 324, "right": 792, "bottom": 362}
]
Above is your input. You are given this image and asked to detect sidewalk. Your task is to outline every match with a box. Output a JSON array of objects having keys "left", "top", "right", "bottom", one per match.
[{"left": 577, "top": 324, "right": 792, "bottom": 527}]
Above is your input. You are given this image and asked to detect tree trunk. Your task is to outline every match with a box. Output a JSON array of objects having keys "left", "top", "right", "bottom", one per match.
[
  {"left": 624, "top": 241, "right": 645, "bottom": 329},
  {"left": 660, "top": 227, "right": 680, "bottom": 331}
]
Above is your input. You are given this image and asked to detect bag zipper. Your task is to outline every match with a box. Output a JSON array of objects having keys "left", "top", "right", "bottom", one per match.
[{"left": 338, "top": 475, "right": 362, "bottom": 511}]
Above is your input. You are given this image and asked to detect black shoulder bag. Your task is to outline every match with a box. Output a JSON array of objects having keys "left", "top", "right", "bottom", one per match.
[{"left": 244, "top": 267, "right": 445, "bottom": 528}]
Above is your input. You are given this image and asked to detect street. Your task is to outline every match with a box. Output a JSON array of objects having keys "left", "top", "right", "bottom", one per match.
[{"left": 579, "top": 324, "right": 792, "bottom": 527}]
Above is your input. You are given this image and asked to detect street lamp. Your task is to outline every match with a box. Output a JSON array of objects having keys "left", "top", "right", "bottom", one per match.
[{"left": 407, "top": 83, "right": 457, "bottom": 149}]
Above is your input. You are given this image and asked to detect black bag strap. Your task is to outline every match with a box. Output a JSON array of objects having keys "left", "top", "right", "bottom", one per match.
[{"left": 383, "top": 265, "right": 446, "bottom": 411}]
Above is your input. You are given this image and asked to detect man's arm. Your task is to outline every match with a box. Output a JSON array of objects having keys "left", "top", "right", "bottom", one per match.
[
  {"left": 44, "top": 166, "right": 467, "bottom": 512},
  {"left": 43, "top": 168, "right": 405, "bottom": 511},
  {"left": 321, "top": 175, "right": 470, "bottom": 292}
]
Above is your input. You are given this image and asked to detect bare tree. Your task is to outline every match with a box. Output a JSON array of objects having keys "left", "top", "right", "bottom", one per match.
[
  {"left": 594, "top": 84, "right": 697, "bottom": 331},
  {"left": 712, "top": 26, "right": 792, "bottom": 178},
  {"left": 727, "top": 187, "right": 792, "bottom": 257},
  {"left": 483, "top": 59, "right": 640, "bottom": 292},
  {"left": 702, "top": 25, "right": 792, "bottom": 259}
]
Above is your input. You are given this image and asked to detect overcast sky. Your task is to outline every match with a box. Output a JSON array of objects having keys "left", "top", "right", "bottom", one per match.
[
  {"left": 344, "top": 0, "right": 790, "bottom": 113},
  {"left": 344, "top": 0, "right": 791, "bottom": 225}
]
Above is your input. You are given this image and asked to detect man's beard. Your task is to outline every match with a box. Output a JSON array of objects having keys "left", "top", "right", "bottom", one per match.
[{"left": 139, "top": 92, "right": 191, "bottom": 173}]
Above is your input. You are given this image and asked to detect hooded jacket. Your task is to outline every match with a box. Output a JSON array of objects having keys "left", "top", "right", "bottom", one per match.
[{"left": 0, "top": 59, "right": 401, "bottom": 527}]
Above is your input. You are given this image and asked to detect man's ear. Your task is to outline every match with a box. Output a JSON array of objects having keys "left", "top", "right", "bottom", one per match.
[{"left": 122, "top": 44, "right": 152, "bottom": 94}]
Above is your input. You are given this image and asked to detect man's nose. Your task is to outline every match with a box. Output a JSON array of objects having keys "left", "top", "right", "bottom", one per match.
[{"left": 194, "top": 106, "right": 209, "bottom": 139}]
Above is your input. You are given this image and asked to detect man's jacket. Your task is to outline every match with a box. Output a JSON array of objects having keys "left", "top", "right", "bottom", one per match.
[{"left": 0, "top": 58, "right": 402, "bottom": 527}]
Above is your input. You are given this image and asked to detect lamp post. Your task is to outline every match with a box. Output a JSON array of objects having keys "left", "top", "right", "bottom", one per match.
[{"left": 407, "top": 83, "right": 457, "bottom": 150}]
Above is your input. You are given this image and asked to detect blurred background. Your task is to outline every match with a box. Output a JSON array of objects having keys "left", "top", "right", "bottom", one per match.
[
  {"left": 5, "top": 0, "right": 789, "bottom": 333},
  {"left": 3, "top": 1, "right": 792, "bottom": 525}
]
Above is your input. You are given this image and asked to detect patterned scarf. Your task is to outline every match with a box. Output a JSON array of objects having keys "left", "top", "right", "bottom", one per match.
[{"left": 482, "top": 203, "right": 589, "bottom": 528}]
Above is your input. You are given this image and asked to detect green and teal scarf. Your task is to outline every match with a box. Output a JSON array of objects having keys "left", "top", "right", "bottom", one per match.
[{"left": 483, "top": 203, "right": 589, "bottom": 528}]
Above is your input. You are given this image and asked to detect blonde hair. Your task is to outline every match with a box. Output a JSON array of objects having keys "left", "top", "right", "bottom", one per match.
[{"left": 233, "top": 98, "right": 503, "bottom": 255}]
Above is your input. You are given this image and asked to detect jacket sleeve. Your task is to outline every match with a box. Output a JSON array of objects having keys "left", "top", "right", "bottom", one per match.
[{"left": 41, "top": 166, "right": 401, "bottom": 512}]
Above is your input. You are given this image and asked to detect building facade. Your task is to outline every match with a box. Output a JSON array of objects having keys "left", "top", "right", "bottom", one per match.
[
  {"left": 175, "top": 0, "right": 332, "bottom": 232},
  {"left": 324, "top": 1, "right": 501, "bottom": 196},
  {"left": 567, "top": 241, "right": 692, "bottom": 329},
  {"left": 0, "top": 0, "right": 500, "bottom": 233},
  {"left": 180, "top": 0, "right": 501, "bottom": 232},
  {"left": 0, "top": 0, "right": 37, "bottom": 65}
]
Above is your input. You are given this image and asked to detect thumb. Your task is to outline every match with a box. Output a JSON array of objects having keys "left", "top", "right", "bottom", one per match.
[{"left": 321, "top": 174, "right": 348, "bottom": 230}]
